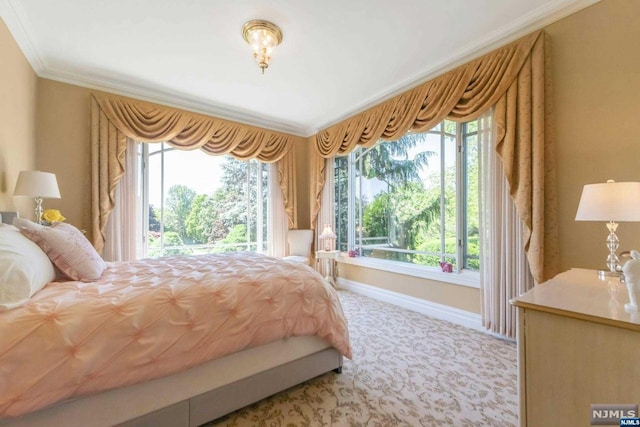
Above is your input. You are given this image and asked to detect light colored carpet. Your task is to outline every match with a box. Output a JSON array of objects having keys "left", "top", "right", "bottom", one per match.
[{"left": 208, "top": 290, "right": 518, "bottom": 426}]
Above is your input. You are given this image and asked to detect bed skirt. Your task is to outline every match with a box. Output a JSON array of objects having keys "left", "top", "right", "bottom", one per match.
[{"left": 1, "top": 336, "right": 343, "bottom": 427}]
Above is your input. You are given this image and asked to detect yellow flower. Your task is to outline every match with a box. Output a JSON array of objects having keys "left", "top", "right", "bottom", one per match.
[{"left": 41, "top": 209, "right": 66, "bottom": 223}]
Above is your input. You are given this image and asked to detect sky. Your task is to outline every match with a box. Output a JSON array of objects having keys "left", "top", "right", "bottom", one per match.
[{"left": 147, "top": 146, "right": 226, "bottom": 207}]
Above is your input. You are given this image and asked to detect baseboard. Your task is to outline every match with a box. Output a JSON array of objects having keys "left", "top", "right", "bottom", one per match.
[{"left": 337, "top": 278, "right": 484, "bottom": 332}]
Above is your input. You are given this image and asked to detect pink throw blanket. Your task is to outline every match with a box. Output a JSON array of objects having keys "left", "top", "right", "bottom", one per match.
[{"left": 0, "top": 252, "right": 351, "bottom": 418}]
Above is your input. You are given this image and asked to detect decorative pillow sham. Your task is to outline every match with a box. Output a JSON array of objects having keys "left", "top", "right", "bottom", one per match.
[
  {"left": 0, "top": 223, "right": 56, "bottom": 310},
  {"left": 16, "top": 219, "right": 106, "bottom": 281}
]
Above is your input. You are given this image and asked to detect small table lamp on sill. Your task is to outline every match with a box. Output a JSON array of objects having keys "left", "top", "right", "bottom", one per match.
[
  {"left": 13, "top": 170, "right": 61, "bottom": 225},
  {"left": 319, "top": 224, "right": 337, "bottom": 251},
  {"left": 575, "top": 180, "right": 640, "bottom": 278}
]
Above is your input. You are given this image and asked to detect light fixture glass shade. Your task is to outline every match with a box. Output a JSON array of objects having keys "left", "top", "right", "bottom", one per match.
[
  {"left": 242, "top": 20, "right": 283, "bottom": 74},
  {"left": 575, "top": 181, "right": 640, "bottom": 222},
  {"left": 14, "top": 171, "right": 61, "bottom": 199}
]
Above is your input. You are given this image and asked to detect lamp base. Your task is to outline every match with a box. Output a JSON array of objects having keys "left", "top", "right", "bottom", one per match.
[
  {"left": 598, "top": 269, "right": 621, "bottom": 279},
  {"left": 34, "top": 196, "right": 44, "bottom": 225}
]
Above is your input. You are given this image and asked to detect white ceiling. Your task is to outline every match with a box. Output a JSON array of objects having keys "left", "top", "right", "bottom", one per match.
[{"left": 1, "top": 0, "right": 596, "bottom": 136}]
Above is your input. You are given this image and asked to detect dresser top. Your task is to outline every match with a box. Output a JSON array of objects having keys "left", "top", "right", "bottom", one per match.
[{"left": 512, "top": 268, "right": 640, "bottom": 331}]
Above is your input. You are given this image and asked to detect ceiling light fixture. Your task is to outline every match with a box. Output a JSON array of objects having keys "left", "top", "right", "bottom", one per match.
[{"left": 242, "top": 19, "right": 283, "bottom": 74}]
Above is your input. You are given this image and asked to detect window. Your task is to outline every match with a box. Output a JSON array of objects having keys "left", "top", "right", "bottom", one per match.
[
  {"left": 334, "top": 119, "right": 479, "bottom": 273},
  {"left": 141, "top": 143, "right": 269, "bottom": 257}
]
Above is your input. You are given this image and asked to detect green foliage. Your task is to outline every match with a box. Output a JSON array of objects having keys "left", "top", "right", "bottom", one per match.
[
  {"left": 165, "top": 185, "right": 196, "bottom": 240},
  {"left": 334, "top": 156, "right": 349, "bottom": 252},
  {"left": 213, "top": 224, "right": 248, "bottom": 253},
  {"left": 222, "top": 224, "right": 247, "bottom": 243},
  {"left": 392, "top": 182, "right": 441, "bottom": 249},
  {"left": 148, "top": 205, "right": 161, "bottom": 232},
  {"left": 161, "top": 231, "right": 192, "bottom": 256},
  {"left": 466, "top": 237, "right": 480, "bottom": 270},
  {"left": 362, "top": 192, "right": 390, "bottom": 239},
  {"left": 362, "top": 182, "right": 441, "bottom": 250},
  {"left": 359, "top": 133, "right": 434, "bottom": 189},
  {"left": 414, "top": 236, "right": 458, "bottom": 267},
  {"left": 185, "top": 194, "right": 217, "bottom": 244},
  {"left": 148, "top": 157, "right": 268, "bottom": 258}
]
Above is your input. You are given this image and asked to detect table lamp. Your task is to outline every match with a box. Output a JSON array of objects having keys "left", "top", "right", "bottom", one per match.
[
  {"left": 14, "top": 171, "right": 61, "bottom": 224},
  {"left": 319, "top": 224, "right": 337, "bottom": 251},
  {"left": 575, "top": 180, "right": 640, "bottom": 278}
]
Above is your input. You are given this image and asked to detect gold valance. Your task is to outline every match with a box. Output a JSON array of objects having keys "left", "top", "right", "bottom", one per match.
[
  {"left": 91, "top": 93, "right": 301, "bottom": 252},
  {"left": 311, "top": 30, "right": 559, "bottom": 283},
  {"left": 313, "top": 31, "right": 541, "bottom": 155}
]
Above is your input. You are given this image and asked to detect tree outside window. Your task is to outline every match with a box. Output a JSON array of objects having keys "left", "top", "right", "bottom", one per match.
[
  {"left": 334, "top": 119, "right": 480, "bottom": 272},
  {"left": 143, "top": 143, "right": 269, "bottom": 258}
]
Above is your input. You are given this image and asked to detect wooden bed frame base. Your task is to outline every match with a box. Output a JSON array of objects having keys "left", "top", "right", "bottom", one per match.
[
  {"left": 123, "top": 348, "right": 342, "bottom": 427},
  {"left": 2, "top": 346, "right": 343, "bottom": 427}
]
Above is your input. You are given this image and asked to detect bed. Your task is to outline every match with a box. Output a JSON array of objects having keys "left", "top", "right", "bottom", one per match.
[{"left": 0, "top": 223, "right": 351, "bottom": 427}]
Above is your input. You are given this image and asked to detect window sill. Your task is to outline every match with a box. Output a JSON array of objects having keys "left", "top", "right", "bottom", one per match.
[{"left": 336, "top": 255, "right": 480, "bottom": 289}]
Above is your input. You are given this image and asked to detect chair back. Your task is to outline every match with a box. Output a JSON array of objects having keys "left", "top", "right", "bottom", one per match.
[
  {"left": 287, "top": 230, "right": 313, "bottom": 264},
  {"left": 287, "top": 229, "right": 313, "bottom": 257}
]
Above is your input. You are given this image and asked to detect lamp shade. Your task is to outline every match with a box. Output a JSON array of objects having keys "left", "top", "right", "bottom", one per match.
[
  {"left": 319, "top": 225, "right": 336, "bottom": 240},
  {"left": 13, "top": 171, "right": 61, "bottom": 199},
  {"left": 575, "top": 180, "right": 640, "bottom": 222}
]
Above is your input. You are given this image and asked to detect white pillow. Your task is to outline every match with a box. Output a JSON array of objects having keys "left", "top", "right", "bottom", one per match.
[
  {"left": 15, "top": 219, "right": 106, "bottom": 281},
  {"left": 0, "top": 223, "right": 56, "bottom": 310}
]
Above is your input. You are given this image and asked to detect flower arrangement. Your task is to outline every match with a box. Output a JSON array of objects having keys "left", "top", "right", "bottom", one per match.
[{"left": 41, "top": 209, "right": 66, "bottom": 225}]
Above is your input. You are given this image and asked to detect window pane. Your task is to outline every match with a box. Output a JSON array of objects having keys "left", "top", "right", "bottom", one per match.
[
  {"left": 145, "top": 146, "right": 269, "bottom": 257},
  {"left": 146, "top": 144, "right": 164, "bottom": 258},
  {"left": 466, "top": 120, "right": 478, "bottom": 134},
  {"left": 334, "top": 118, "right": 480, "bottom": 273},
  {"left": 356, "top": 130, "right": 451, "bottom": 267},
  {"left": 443, "top": 131, "right": 457, "bottom": 269},
  {"left": 334, "top": 156, "right": 349, "bottom": 252},
  {"left": 464, "top": 125, "right": 480, "bottom": 270}
]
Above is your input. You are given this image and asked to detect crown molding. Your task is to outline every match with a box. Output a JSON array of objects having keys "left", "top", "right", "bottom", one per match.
[
  {"left": 307, "top": 0, "right": 600, "bottom": 135},
  {"left": 0, "top": 0, "right": 45, "bottom": 73},
  {"left": 38, "top": 66, "right": 310, "bottom": 136},
  {"left": 3, "top": 0, "right": 599, "bottom": 138}
]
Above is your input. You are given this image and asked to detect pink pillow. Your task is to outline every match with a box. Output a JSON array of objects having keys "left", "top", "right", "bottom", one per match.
[{"left": 19, "top": 221, "right": 106, "bottom": 281}]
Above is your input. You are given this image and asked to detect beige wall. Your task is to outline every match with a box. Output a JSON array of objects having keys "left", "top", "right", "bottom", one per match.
[
  {"left": 35, "top": 80, "right": 93, "bottom": 233},
  {"left": 547, "top": 0, "right": 640, "bottom": 272},
  {"left": 294, "top": 139, "right": 310, "bottom": 229},
  {"left": 339, "top": 263, "right": 481, "bottom": 313},
  {"left": 0, "top": 18, "right": 38, "bottom": 219}
]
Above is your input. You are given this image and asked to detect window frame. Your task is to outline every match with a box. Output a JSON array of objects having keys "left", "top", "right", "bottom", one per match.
[
  {"left": 140, "top": 142, "right": 270, "bottom": 258},
  {"left": 335, "top": 120, "right": 480, "bottom": 287}
]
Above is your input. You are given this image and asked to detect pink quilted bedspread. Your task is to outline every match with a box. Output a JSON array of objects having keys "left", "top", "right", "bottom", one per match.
[{"left": 0, "top": 252, "right": 351, "bottom": 418}]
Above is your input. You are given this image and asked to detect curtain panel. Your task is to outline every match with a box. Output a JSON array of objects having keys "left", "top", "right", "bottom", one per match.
[
  {"left": 310, "top": 30, "right": 559, "bottom": 283},
  {"left": 277, "top": 145, "right": 298, "bottom": 229},
  {"left": 90, "top": 93, "right": 301, "bottom": 252},
  {"left": 479, "top": 111, "right": 534, "bottom": 337},
  {"left": 103, "top": 138, "right": 141, "bottom": 262}
]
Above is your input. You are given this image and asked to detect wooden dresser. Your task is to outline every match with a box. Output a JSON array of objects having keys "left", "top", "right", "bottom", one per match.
[{"left": 512, "top": 269, "right": 640, "bottom": 427}]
